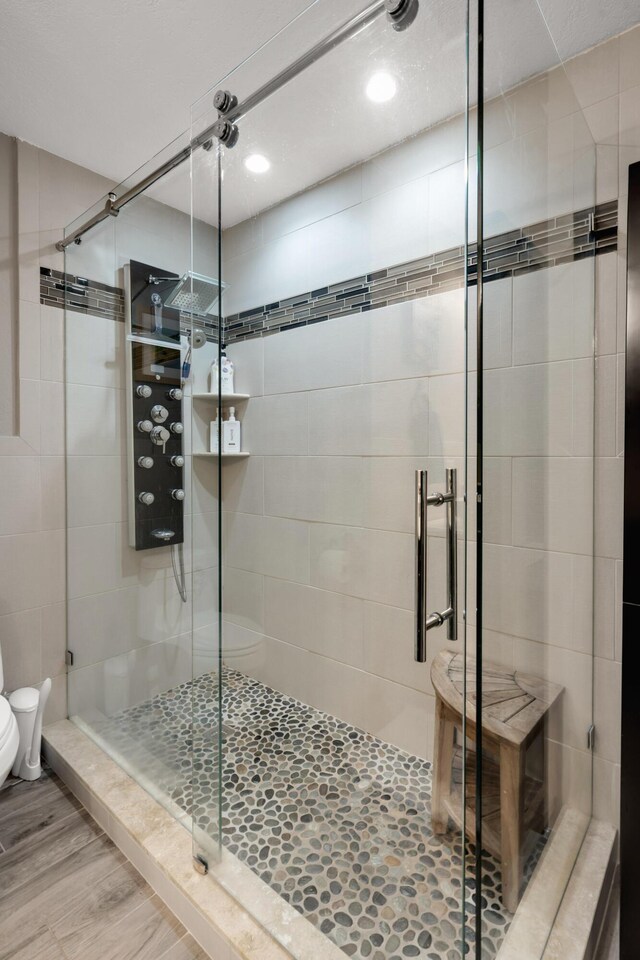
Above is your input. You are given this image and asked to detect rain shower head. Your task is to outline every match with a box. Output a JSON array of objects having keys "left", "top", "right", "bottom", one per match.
[{"left": 162, "top": 272, "right": 226, "bottom": 317}]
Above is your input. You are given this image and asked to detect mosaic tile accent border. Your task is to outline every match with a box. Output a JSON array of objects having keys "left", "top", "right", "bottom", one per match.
[
  {"left": 39, "top": 266, "right": 220, "bottom": 340},
  {"left": 41, "top": 198, "right": 617, "bottom": 345},
  {"left": 40, "top": 267, "right": 125, "bottom": 321},
  {"left": 224, "top": 199, "right": 618, "bottom": 343}
]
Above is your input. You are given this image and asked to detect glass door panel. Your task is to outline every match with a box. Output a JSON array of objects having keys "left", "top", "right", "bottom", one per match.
[
  {"left": 191, "top": 2, "right": 476, "bottom": 958},
  {"left": 476, "top": 2, "right": 598, "bottom": 954}
]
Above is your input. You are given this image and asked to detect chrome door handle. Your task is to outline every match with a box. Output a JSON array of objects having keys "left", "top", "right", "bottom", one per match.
[
  {"left": 415, "top": 470, "right": 428, "bottom": 663},
  {"left": 414, "top": 468, "right": 457, "bottom": 662}
]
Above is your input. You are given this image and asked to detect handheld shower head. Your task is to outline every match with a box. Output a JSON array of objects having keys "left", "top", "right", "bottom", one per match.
[{"left": 181, "top": 327, "right": 207, "bottom": 385}]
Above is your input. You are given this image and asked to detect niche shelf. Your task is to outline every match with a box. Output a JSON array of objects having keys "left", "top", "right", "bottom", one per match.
[
  {"left": 192, "top": 392, "right": 250, "bottom": 403},
  {"left": 191, "top": 390, "right": 250, "bottom": 461},
  {"left": 193, "top": 451, "right": 250, "bottom": 460}
]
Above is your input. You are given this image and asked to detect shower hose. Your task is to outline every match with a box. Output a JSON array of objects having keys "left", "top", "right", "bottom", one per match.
[{"left": 171, "top": 542, "right": 187, "bottom": 603}]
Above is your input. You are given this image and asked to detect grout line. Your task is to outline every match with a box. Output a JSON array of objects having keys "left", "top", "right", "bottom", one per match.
[{"left": 47, "top": 920, "right": 74, "bottom": 960}]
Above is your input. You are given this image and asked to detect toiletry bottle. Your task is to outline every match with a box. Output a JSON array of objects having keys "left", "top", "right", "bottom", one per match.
[
  {"left": 209, "top": 408, "right": 221, "bottom": 453},
  {"left": 220, "top": 349, "right": 235, "bottom": 394},
  {"left": 209, "top": 347, "right": 235, "bottom": 394},
  {"left": 209, "top": 354, "right": 219, "bottom": 393},
  {"left": 223, "top": 407, "right": 241, "bottom": 453}
]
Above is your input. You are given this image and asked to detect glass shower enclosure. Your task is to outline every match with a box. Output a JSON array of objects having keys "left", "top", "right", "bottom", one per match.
[
  {"left": 62, "top": 0, "right": 599, "bottom": 958},
  {"left": 190, "top": 0, "right": 473, "bottom": 954}
]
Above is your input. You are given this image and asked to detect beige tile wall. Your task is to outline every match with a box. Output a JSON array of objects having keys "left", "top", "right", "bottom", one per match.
[
  {"left": 569, "top": 23, "right": 640, "bottom": 832},
  {"left": 0, "top": 140, "right": 112, "bottom": 722},
  {"left": 0, "top": 135, "right": 220, "bottom": 727},
  {"left": 0, "top": 134, "right": 18, "bottom": 436},
  {"left": 217, "top": 26, "right": 640, "bottom": 828},
  {"left": 62, "top": 197, "right": 220, "bottom": 721}
]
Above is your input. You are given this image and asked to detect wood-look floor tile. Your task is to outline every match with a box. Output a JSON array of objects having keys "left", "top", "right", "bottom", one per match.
[
  {"left": 0, "top": 771, "right": 190, "bottom": 960},
  {"left": 30, "top": 934, "right": 67, "bottom": 960},
  {"left": 57, "top": 893, "right": 185, "bottom": 960},
  {"left": 159, "top": 933, "right": 211, "bottom": 959},
  {"left": 0, "top": 922, "right": 65, "bottom": 960},
  {"left": 49, "top": 860, "right": 153, "bottom": 951},
  {"left": 0, "top": 779, "right": 81, "bottom": 851},
  {"left": 0, "top": 832, "right": 125, "bottom": 928},
  {"left": 0, "top": 807, "right": 102, "bottom": 896},
  {"left": 0, "top": 769, "right": 58, "bottom": 822}
]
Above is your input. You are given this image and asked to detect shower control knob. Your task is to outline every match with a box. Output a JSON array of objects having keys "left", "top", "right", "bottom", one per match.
[
  {"left": 137, "top": 419, "right": 153, "bottom": 433},
  {"left": 150, "top": 425, "right": 170, "bottom": 446},
  {"left": 171, "top": 488, "right": 185, "bottom": 501},
  {"left": 167, "top": 388, "right": 183, "bottom": 401},
  {"left": 170, "top": 455, "right": 185, "bottom": 468},
  {"left": 136, "top": 384, "right": 152, "bottom": 399},
  {"left": 137, "top": 456, "right": 154, "bottom": 469},
  {"left": 138, "top": 491, "right": 155, "bottom": 506},
  {"left": 169, "top": 421, "right": 183, "bottom": 434},
  {"left": 151, "top": 404, "right": 169, "bottom": 423}
]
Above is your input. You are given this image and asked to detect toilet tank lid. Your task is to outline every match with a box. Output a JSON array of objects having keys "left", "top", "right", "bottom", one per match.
[{"left": 9, "top": 687, "right": 39, "bottom": 713}]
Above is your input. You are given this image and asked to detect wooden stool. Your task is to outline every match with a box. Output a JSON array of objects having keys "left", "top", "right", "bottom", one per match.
[{"left": 430, "top": 651, "right": 563, "bottom": 913}]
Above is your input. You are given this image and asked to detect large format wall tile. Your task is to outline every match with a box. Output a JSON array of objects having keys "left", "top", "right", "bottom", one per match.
[
  {"left": 511, "top": 457, "right": 594, "bottom": 555},
  {"left": 361, "top": 293, "right": 465, "bottom": 382},
  {"left": 483, "top": 543, "right": 593, "bottom": 653},
  {"left": 264, "top": 315, "right": 364, "bottom": 395},
  {"left": 241, "top": 393, "right": 309, "bottom": 456},
  {"left": 264, "top": 577, "right": 364, "bottom": 669},
  {"left": 66, "top": 456, "right": 126, "bottom": 528},
  {"left": 308, "top": 379, "right": 430, "bottom": 457},
  {"left": 512, "top": 258, "right": 594, "bottom": 365},
  {"left": 223, "top": 512, "right": 310, "bottom": 583},
  {"left": 484, "top": 359, "right": 594, "bottom": 457},
  {"left": 66, "top": 384, "right": 125, "bottom": 457},
  {"left": 65, "top": 312, "right": 124, "bottom": 389},
  {"left": 0, "top": 529, "right": 65, "bottom": 617},
  {"left": 309, "top": 523, "right": 414, "bottom": 610},
  {"left": 223, "top": 566, "right": 264, "bottom": 635}
]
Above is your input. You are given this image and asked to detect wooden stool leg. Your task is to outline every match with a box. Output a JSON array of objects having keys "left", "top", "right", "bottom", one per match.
[
  {"left": 500, "top": 742, "right": 526, "bottom": 913},
  {"left": 432, "top": 695, "right": 455, "bottom": 834}
]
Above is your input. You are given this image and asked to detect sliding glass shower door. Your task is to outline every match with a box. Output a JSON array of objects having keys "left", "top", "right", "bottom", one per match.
[
  {"left": 476, "top": 1, "right": 599, "bottom": 951},
  {"left": 190, "top": 2, "right": 478, "bottom": 957}
]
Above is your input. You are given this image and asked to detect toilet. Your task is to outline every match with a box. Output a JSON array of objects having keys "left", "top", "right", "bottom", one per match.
[{"left": 0, "top": 647, "right": 20, "bottom": 787}]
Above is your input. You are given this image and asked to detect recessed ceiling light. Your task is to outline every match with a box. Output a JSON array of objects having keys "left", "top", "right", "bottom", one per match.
[
  {"left": 244, "top": 154, "right": 270, "bottom": 174},
  {"left": 366, "top": 72, "right": 397, "bottom": 103}
]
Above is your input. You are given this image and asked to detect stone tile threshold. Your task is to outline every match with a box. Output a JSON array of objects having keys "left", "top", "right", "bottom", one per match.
[
  {"left": 497, "top": 809, "right": 617, "bottom": 960},
  {"left": 43, "top": 719, "right": 344, "bottom": 960},
  {"left": 43, "top": 719, "right": 616, "bottom": 960}
]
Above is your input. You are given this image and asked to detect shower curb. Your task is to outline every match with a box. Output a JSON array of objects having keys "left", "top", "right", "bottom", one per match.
[
  {"left": 541, "top": 819, "right": 617, "bottom": 960},
  {"left": 43, "top": 719, "right": 345, "bottom": 960},
  {"left": 497, "top": 809, "right": 617, "bottom": 960}
]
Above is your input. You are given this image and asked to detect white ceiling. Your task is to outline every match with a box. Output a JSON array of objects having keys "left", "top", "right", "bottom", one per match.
[{"left": 1, "top": 0, "right": 638, "bottom": 228}]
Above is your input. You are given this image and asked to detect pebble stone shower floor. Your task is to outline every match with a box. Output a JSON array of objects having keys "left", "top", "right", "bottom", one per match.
[{"left": 93, "top": 669, "right": 544, "bottom": 960}]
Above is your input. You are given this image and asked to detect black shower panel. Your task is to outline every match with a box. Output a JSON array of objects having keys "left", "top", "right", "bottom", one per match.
[{"left": 125, "top": 260, "right": 185, "bottom": 551}]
